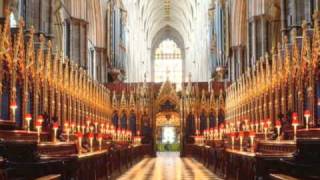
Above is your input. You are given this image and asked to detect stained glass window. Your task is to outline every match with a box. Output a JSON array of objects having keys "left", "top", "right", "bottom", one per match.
[{"left": 154, "top": 39, "right": 182, "bottom": 88}]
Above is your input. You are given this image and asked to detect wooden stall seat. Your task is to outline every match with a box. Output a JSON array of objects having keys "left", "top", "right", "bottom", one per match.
[
  {"left": 35, "top": 174, "right": 62, "bottom": 180},
  {"left": 269, "top": 173, "right": 300, "bottom": 180}
]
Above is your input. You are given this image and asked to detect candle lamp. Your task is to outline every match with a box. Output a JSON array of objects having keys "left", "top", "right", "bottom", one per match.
[
  {"left": 239, "top": 131, "right": 244, "bottom": 151},
  {"left": 64, "top": 122, "right": 69, "bottom": 131},
  {"left": 88, "top": 133, "right": 94, "bottom": 150},
  {"left": 24, "top": 114, "right": 32, "bottom": 132},
  {"left": 275, "top": 119, "right": 282, "bottom": 140},
  {"left": 10, "top": 102, "right": 17, "bottom": 122},
  {"left": 230, "top": 122, "right": 235, "bottom": 132},
  {"left": 230, "top": 132, "right": 236, "bottom": 149},
  {"left": 263, "top": 123, "right": 268, "bottom": 140},
  {"left": 266, "top": 119, "right": 271, "bottom": 132},
  {"left": 137, "top": 130, "right": 141, "bottom": 136},
  {"left": 250, "top": 123, "right": 255, "bottom": 131},
  {"left": 121, "top": 129, "right": 126, "bottom": 141},
  {"left": 86, "top": 120, "right": 91, "bottom": 132},
  {"left": 76, "top": 132, "right": 83, "bottom": 153},
  {"left": 244, "top": 119, "right": 249, "bottom": 131},
  {"left": 129, "top": 131, "right": 132, "bottom": 142},
  {"left": 292, "top": 112, "right": 298, "bottom": 120},
  {"left": 81, "top": 125, "right": 85, "bottom": 134},
  {"left": 100, "top": 123, "right": 105, "bottom": 133},
  {"left": 71, "top": 123, "right": 75, "bottom": 133},
  {"left": 226, "top": 124, "right": 230, "bottom": 133},
  {"left": 90, "top": 126, "right": 94, "bottom": 133},
  {"left": 255, "top": 122, "right": 259, "bottom": 133},
  {"left": 94, "top": 122, "right": 98, "bottom": 133},
  {"left": 219, "top": 124, "right": 225, "bottom": 140},
  {"left": 209, "top": 128, "right": 214, "bottom": 140},
  {"left": 117, "top": 129, "right": 121, "bottom": 141},
  {"left": 77, "top": 124, "right": 80, "bottom": 132},
  {"left": 304, "top": 110, "right": 311, "bottom": 130},
  {"left": 292, "top": 118, "right": 299, "bottom": 140},
  {"left": 37, "top": 115, "right": 44, "bottom": 124},
  {"left": 53, "top": 122, "right": 59, "bottom": 143},
  {"left": 35, "top": 120, "right": 42, "bottom": 142},
  {"left": 249, "top": 131, "right": 256, "bottom": 151},
  {"left": 214, "top": 128, "right": 218, "bottom": 140},
  {"left": 97, "top": 134, "right": 103, "bottom": 149},
  {"left": 236, "top": 121, "right": 241, "bottom": 131}
]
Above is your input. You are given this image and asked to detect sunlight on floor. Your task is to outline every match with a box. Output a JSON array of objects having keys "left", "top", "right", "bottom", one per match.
[{"left": 117, "top": 152, "right": 223, "bottom": 180}]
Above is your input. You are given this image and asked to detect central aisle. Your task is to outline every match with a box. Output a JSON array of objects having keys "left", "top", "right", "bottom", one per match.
[{"left": 117, "top": 152, "right": 222, "bottom": 180}]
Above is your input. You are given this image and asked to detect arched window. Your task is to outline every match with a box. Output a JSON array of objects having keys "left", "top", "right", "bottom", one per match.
[{"left": 154, "top": 39, "right": 182, "bottom": 89}]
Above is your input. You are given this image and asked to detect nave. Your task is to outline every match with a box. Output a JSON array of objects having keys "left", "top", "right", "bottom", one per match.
[
  {"left": 1, "top": 0, "right": 320, "bottom": 180},
  {"left": 118, "top": 152, "right": 222, "bottom": 180}
]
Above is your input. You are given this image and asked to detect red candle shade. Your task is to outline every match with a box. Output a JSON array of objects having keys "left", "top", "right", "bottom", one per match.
[
  {"left": 25, "top": 114, "right": 32, "bottom": 121},
  {"left": 266, "top": 118, "right": 271, "bottom": 125},
  {"left": 229, "top": 132, "right": 236, "bottom": 137},
  {"left": 239, "top": 131, "right": 245, "bottom": 137},
  {"left": 292, "top": 112, "right": 298, "bottom": 120},
  {"left": 275, "top": 120, "right": 281, "bottom": 127},
  {"left": 220, "top": 123, "right": 225, "bottom": 129},
  {"left": 76, "top": 132, "right": 83, "bottom": 138},
  {"left": 37, "top": 115, "right": 44, "bottom": 122},
  {"left": 88, "top": 133, "right": 94, "bottom": 139},
  {"left": 96, "top": 133, "right": 103, "bottom": 139},
  {"left": 292, "top": 118, "right": 299, "bottom": 126},
  {"left": 137, "top": 130, "right": 140, "bottom": 136},
  {"left": 10, "top": 102, "right": 17, "bottom": 109},
  {"left": 35, "top": 121, "right": 42, "bottom": 127},
  {"left": 249, "top": 131, "right": 256, "bottom": 137},
  {"left": 304, "top": 110, "right": 311, "bottom": 117},
  {"left": 53, "top": 122, "right": 59, "bottom": 129}
]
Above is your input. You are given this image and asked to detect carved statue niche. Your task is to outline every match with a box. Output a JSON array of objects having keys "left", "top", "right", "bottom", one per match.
[
  {"left": 312, "top": 12, "right": 320, "bottom": 126},
  {"left": 284, "top": 35, "right": 295, "bottom": 116},
  {"left": 291, "top": 29, "right": 299, "bottom": 113},
  {"left": 299, "top": 21, "right": 312, "bottom": 126},
  {"left": 13, "top": 19, "right": 25, "bottom": 126}
]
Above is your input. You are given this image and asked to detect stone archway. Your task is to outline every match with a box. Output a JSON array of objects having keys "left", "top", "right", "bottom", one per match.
[{"left": 154, "top": 78, "right": 181, "bottom": 152}]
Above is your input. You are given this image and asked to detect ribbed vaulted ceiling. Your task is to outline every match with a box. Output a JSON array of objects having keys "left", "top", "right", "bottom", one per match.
[{"left": 137, "top": 0, "right": 197, "bottom": 46}]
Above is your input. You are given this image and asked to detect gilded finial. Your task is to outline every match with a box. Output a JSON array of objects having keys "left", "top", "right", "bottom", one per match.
[
  {"left": 302, "top": 20, "right": 308, "bottom": 31},
  {"left": 313, "top": 11, "right": 320, "bottom": 20},
  {"left": 47, "top": 40, "right": 52, "bottom": 49}
]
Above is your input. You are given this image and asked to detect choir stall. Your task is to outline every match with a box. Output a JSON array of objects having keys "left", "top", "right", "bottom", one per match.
[
  {"left": 184, "top": 12, "right": 320, "bottom": 180},
  {"left": 0, "top": 13, "right": 152, "bottom": 180}
]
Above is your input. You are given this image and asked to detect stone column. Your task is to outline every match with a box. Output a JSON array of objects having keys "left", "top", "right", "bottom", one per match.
[
  {"left": 280, "top": 0, "right": 287, "bottom": 39},
  {"left": 252, "top": 18, "right": 257, "bottom": 64},
  {"left": 261, "top": 16, "right": 267, "bottom": 56}
]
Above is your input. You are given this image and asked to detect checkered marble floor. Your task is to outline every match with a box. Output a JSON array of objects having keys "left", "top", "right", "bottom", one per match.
[{"left": 117, "top": 152, "right": 223, "bottom": 180}]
